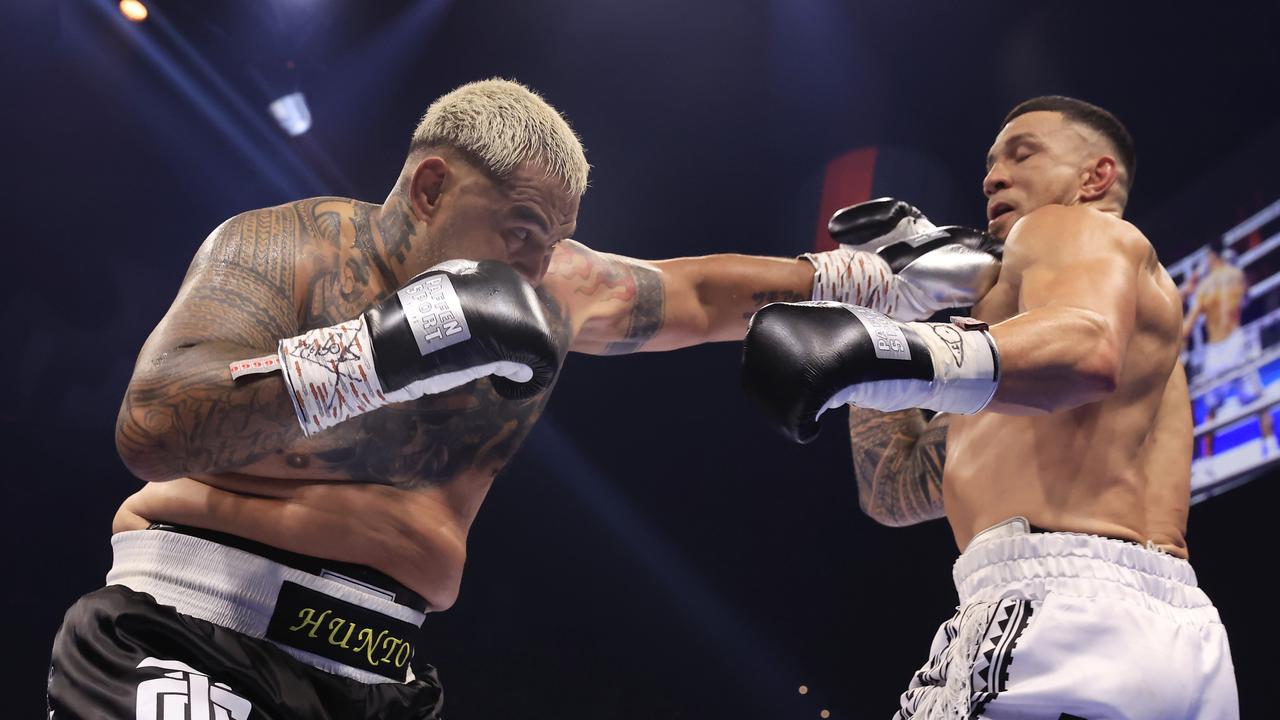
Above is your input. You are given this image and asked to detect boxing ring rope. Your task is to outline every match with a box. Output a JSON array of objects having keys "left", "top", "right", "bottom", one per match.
[
  {"left": 1166, "top": 197, "right": 1280, "bottom": 279},
  {"left": 1223, "top": 197, "right": 1280, "bottom": 246},
  {"left": 1192, "top": 383, "right": 1280, "bottom": 438}
]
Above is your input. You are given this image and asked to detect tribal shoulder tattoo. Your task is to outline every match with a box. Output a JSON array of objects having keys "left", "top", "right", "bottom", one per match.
[
  {"left": 847, "top": 406, "right": 950, "bottom": 526},
  {"left": 118, "top": 198, "right": 571, "bottom": 490},
  {"left": 116, "top": 206, "right": 304, "bottom": 476}
]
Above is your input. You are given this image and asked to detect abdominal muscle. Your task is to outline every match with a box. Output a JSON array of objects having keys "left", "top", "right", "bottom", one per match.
[
  {"left": 943, "top": 408, "right": 1185, "bottom": 558},
  {"left": 113, "top": 469, "right": 491, "bottom": 611}
]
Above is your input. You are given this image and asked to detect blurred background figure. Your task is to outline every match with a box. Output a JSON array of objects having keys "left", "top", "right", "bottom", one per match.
[{"left": 1184, "top": 244, "right": 1275, "bottom": 459}]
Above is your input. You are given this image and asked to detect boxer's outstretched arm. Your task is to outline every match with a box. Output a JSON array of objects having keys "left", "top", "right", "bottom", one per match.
[
  {"left": 847, "top": 407, "right": 949, "bottom": 526},
  {"left": 116, "top": 211, "right": 307, "bottom": 481},
  {"left": 984, "top": 206, "right": 1148, "bottom": 415},
  {"left": 545, "top": 240, "right": 814, "bottom": 355}
]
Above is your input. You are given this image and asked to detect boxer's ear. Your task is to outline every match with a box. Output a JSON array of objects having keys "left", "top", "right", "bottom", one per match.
[
  {"left": 408, "top": 156, "right": 449, "bottom": 222},
  {"left": 1078, "top": 155, "right": 1119, "bottom": 203}
]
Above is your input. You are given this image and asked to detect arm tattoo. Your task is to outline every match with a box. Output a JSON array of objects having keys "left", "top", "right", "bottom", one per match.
[
  {"left": 603, "top": 262, "right": 665, "bottom": 354},
  {"left": 116, "top": 356, "right": 304, "bottom": 477},
  {"left": 546, "top": 242, "right": 667, "bottom": 355},
  {"left": 847, "top": 407, "right": 950, "bottom": 526},
  {"left": 116, "top": 208, "right": 303, "bottom": 476},
  {"left": 743, "top": 289, "right": 808, "bottom": 320},
  {"left": 120, "top": 197, "right": 573, "bottom": 488}
]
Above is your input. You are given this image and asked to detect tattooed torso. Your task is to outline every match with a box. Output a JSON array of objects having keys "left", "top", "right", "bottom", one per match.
[
  {"left": 115, "top": 197, "right": 672, "bottom": 607},
  {"left": 255, "top": 197, "right": 570, "bottom": 488}
]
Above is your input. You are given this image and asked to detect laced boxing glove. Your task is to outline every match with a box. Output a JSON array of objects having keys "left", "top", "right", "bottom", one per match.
[
  {"left": 802, "top": 198, "right": 1003, "bottom": 321},
  {"left": 741, "top": 301, "right": 1000, "bottom": 443},
  {"left": 246, "top": 259, "right": 560, "bottom": 437}
]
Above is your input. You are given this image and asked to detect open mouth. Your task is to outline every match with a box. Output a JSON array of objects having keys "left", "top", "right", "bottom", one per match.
[{"left": 987, "top": 202, "right": 1015, "bottom": 223}]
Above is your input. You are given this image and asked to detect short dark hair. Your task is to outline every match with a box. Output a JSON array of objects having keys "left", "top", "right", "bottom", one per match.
[{"left": 1003, "top": 96, "right": 1136, "bottom": 189}]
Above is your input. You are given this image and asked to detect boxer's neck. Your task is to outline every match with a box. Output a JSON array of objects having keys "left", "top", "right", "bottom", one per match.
[
  {"left": 1081, "top": 196, "right": 1125, "bottom": 219},
  {"left": 365, "top": 193, "right": 426, "bottom": 290}
]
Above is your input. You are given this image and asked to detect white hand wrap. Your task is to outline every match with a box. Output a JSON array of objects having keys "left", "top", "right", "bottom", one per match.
[
  {"left": 804, "top": 248, "right": 938, "bottom": 319},
  {"left": 276, "top": 317, "right": 388, "bottom": 437},
  {"left": 275, "top": 316, "right": 530, "bottom": 437}
]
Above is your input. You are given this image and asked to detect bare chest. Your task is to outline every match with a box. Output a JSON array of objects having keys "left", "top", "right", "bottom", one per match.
[{"left": 968, "top": 277, "right": 1021, "bottom": 326}]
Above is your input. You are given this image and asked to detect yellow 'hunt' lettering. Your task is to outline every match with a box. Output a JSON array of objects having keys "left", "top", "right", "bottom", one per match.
[
  {"left": 289, "top": 608, "right": 333, "bottom": 638},
  {"left": 380, "top": 636, "right": 403, "bottom": 665},
  {"left": 362, "top": 630, "right": 389, "bottom": 666},
  {"left": 353, "top": 628, "right": 374, "bottom": 656},
  {"left": 327, "top": 617, "right": 354, "bottom": 649}
]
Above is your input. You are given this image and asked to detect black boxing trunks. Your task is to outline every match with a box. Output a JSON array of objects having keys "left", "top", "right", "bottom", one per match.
[{"left": 47, "top": 526, "right": 443, "bottom": 719}]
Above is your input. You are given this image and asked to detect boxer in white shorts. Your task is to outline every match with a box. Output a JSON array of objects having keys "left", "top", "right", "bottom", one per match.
[
  {"left": 741, "top": 96, "right": 1239, "bottom": 718},
  {"left": 897, "top": 517, "right": 1234, "bottom": 718},
  {"left": 1184, "top": 246, "right": 1273, "bottom": 458}
]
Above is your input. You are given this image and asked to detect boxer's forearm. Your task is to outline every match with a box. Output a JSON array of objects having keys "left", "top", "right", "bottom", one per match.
[
  {"left": 652, "top": 254, "right": 814, "bottom": 345},
  {"left": 847, "top": 406, "right": 948, "bottom": 526},
  {"left": 985, "top": 306, "right": 1123, "bottom": 414},
  {"left": 116, "top": 341, "right": 306, "bottom": 481},
  {"left": 555, "top": 243, "right": 813, "bottom": 354}
]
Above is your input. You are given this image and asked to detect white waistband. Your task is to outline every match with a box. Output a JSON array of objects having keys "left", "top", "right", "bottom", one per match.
[
  {"left": 953, "top": 517, "right": 1219, "bottom": 625},
  {"left": 106, "top": 530, "right": 426, "bottom": 684}
]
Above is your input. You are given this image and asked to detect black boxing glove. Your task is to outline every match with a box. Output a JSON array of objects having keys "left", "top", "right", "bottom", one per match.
[
  {"left": 803, "top": 198, "right": 1003, "bottom": 320},
  {"left": 741, "top": 301, "right": 1000, "bottom": 443},
  {"left": 269, "top": 259, "right": 559, "bottom": 436}
]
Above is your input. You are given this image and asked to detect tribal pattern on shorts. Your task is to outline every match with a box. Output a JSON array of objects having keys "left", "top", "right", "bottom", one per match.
[{"left": 895, "top": 597, "right": 1035, "bottom": 720}]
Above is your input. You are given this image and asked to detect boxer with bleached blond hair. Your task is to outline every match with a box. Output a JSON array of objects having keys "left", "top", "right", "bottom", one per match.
[{"left": 48, "top": 78, "right": 1002, "bottom": 719}]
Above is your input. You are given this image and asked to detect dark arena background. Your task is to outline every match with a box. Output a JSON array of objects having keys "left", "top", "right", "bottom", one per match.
[{"left": 6, "top": 1, "right": 1278, "bottom": 717}]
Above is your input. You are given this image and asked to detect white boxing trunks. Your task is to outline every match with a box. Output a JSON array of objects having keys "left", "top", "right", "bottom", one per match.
[
  {"left": 894, "top": 517, "right": 1238, "bottom": 720},
  {"left": 1200, "top": 326, "right": 1260, "bottom": 381}
]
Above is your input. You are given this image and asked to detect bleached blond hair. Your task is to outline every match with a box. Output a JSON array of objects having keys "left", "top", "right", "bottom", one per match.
[{"left": 410, "top": 78, "right": 589, "bottom": 197}]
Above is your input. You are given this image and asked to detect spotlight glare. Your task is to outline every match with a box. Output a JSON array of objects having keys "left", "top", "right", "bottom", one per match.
[
  {"left": 119, "top": 0, "right": 148, "bottom": 22},
  {"left": 269, "top": 92, "right": 312, "bottom": 137},
  {"left": 798, "top": 685, "right": 809, "bottom": 695},
  {"left": 820, "top": 711, "right": 830, "bottom": 718}
]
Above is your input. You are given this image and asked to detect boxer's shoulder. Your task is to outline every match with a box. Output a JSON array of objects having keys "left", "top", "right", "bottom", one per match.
[
  {"left": 1006, "top": 205, "right": 1150, "bottom": 266},
  {"left": 211, "top": 196, "right": 381, "bottom": 263},
  {"left": 177, "top": 203, "right": 307, "bottom": 318},
  {"left": 195, "top": 201, "right": 307, "bottom": 263}
]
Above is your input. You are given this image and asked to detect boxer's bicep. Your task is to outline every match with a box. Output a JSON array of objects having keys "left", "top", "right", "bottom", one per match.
[
  {"left": 117, "top": 210, "right": 305, "bottom": 480},
  {"left": 848, "top": 406, "right": 949, "bottom": 526},
  {"left": 547, "top": 241, "right": 669, "bottom": 355}
]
